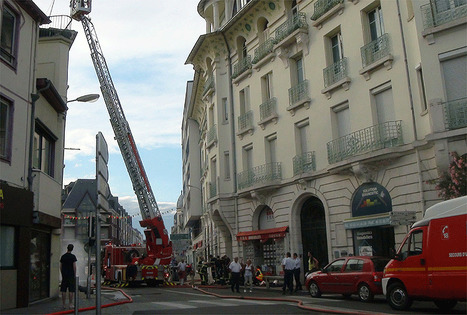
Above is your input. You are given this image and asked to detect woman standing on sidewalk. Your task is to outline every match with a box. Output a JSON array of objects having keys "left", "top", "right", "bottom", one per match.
[{"left": 243, "top": 259, "right": 253, "bottom": 292}]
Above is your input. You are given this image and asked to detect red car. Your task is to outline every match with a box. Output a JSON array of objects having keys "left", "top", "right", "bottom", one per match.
[{"left": 305, "top": 256, "right": 390, "bottom": 302}]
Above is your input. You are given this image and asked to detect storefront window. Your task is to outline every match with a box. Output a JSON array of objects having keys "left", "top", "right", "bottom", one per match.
[
  {"left": 29, "top": 230, "right": 50, "bottom": 302},
  {"left": 0, "top": 225, "right": 15, "bottom": 268}
]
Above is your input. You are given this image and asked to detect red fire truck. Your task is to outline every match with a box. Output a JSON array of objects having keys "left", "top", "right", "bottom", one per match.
[{"left": 71, "top": 1, "right": 173, "bottom": 286}]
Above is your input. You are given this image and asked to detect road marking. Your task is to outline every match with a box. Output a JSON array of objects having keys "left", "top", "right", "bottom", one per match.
[
  {"left": 163, "top": 289, "right": 215, "bottom": 298},
  {"left": 189, "top": 299, "right": 237, "bottom": 306},
  {"left": 152, "top": 302, "right": 196, "bottom": 309},
  {"left": 233, "top": 299, "right": 278, "bottom": 305}
]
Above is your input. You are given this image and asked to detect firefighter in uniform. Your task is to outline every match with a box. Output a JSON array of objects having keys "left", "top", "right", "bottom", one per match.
[{"left": 197, "top": 258, "right": 208, "bottom": 285}]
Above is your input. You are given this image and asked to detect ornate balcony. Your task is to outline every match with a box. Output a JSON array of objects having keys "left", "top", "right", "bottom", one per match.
[
  {"left": 322, "top": 57, "right": 350, "bottom": 98},
  {"left": 443, "top": 97, "right": 467, "bottom": 130},
  {"left": 311, "top": 0, "right": 345, "bottom": 28},
  {"left": 252, "top": 38, "right": 275, "bottom": 65},
  {"left": 259, "top": 98, "right": 278, "bottom": 129},
  {"left": 359, "top": 33, "right": 393, "bottom": 80},
  {"left": 327, "top": 121, "right": 403, "bottom": 164},
  {"left": 237, "top": 110, "right": 254, "bottom": 139},
  {"left": 232, "top": 55, "right": 252, "bottom": 83},
  {"left": 421, "top": 0, "right": 467, "bottom": 29},
  {"left": 206, "top": 124, "right": 217, "bottom": 148},
  {"left": 287, "top": 80, "right": 311, "bottom": 115},
  {"left": 293, "top": 151, "right": 316, "bottom": 176},
  {"left": 202, "top": 75, "right": 215, "bottom": 96},
  {"left": 209, "top": 181, "right": 217, "bottom": 199},
  {"left": 274, "top": 12, "right": 308, "bottom": 45},
  {"left": 237, "top": 162, "right": 282, "bottom": 190}
]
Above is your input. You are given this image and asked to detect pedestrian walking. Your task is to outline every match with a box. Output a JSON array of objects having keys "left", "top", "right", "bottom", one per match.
[
  {"left": 60, "top": 244, "right": 77, "bottom": 309},
  {"left": 282, "top": 252, "right": 294, "bottom": 295},
  {"left": 177, "top": 259, "right": 187, "bottom": 285},
  {"left": 229, "top": 257, "right": 242, "bottom": 293},
  {"left": 293, "top": 253, "right": 302, "bottom": 291},
  {"left": 243, "top": 259, "right": 253, "bottom": 292}
]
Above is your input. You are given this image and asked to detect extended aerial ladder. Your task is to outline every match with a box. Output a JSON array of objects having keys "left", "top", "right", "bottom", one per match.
[{"left": 70, "top": 0, "right": 172, "bottom": 265}]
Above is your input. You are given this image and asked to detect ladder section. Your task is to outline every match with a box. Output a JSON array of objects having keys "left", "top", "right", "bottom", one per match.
[{"left": 80, "top": 16, "right": 160, "bottom": 221}]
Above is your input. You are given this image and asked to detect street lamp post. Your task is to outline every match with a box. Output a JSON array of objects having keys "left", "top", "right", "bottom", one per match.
[{"left": 67, "top": 93, "right": 100, "bottom": 103}]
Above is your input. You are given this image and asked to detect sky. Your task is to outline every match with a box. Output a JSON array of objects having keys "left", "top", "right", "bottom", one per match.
[{"left": 34, "top": 0, "right": 205, "bottom": 234}]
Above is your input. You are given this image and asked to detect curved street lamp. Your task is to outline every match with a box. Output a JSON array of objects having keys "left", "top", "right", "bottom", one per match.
[{"left": 67, "top": 93, "right": 100, "bottom": 103}]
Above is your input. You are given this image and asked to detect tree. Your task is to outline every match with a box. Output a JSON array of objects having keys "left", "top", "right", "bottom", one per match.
[{"left": 429, "top": 152, "right": 467, "bottom": 200}]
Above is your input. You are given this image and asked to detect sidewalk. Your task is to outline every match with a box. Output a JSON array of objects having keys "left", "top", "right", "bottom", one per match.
[{"left": 2, "top": 288, "right": 129, "bottom": 315}]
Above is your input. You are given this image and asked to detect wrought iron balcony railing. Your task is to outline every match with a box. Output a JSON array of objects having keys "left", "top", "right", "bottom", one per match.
[
  {"left": 238, "top": 110, "right": 254, "bottom": 133},
  {"left": 293, "top": 151, "right": 316, "bottom": 176},
  {"left": 311, "top": 0, "right": 344, "bottom": 21},
  {"left": 289, "top": 80, "right": 310, "bottom": 106},
  {"left": 209, "top": 181, "right": 217, "bottom": 199},
  {"left": 443, "top": 97, "right": 467, "bottom": 130},
  {"left": 274, "top": 12, "right": 308, "bottom": 44},
  {"left": 237, "top": 162, "right": 282, "bottom": 190},
  {"left": 327, "top": 121, "right": 403, "bottom": 164},
  {"left": 206, "top": 124, "right": 217, "bottom": 145},
  {"left": 421, "top": 0, "right": 467, "bottom": 29},
  {"left": 203, "top": 75, "right": 214, "bottom": 95},
  {"left": 361, "top": 33, "right": 391, "bottom": 68},
  {"left": 260, "top": 98, "right": 278, "bottom": 122},
  {"left": 323, "top": 57, "right": 348, "bottom": 88},
  {"left": 232, "top": 55, "right": 252, "bottom": 79},
  {"left": 253, "top": 38, "right": 275, "bottom": 64}
]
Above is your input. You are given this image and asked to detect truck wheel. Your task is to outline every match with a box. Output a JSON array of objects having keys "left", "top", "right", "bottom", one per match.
[
  {"left": 308, "top": 281, "right": 321, "bottom": 298},
  {"left": 358, "top": 283, "right": 374, "bottom": 302},
  {"left": 434, "top": 300, "right": 457, "bottom": 310},
  {"left": 387, "top": 282, "right": 412, "bottom": 310}
]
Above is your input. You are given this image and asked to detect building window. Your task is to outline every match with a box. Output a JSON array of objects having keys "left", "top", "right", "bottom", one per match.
[
  {"left": 368, "top": 5, "right": 385, "bottom": 42},
  {"left": 1, "top": 4, "right": 18, "bottom": 66},
  {"left": 372, "top": 83, "right": 395, "bottom": 124},
  {"left": 0, "top": 225, "right": 15, "bottom": 268},
  {"left": 333, "top": 103, "right": 351, "bottom": 138},
  {"left": 33, "top": 121, "right": 56, "bottom": 177},
  {"left": 224, "top": 151, "right": 230, "bottom": 180},
  {"left": 295, "top": 119, "right": 310, "bottom": 155},
  {"left": 293, "top": 56, "right": 304, "bottom": 85},
  {"left": 239, "top": 86, "right": 250, "bottom": 114},
  {"left": 261, "top": 72, "right": 273, "bottom": 102},
  {"left": 265, "top": 134, "right": 277, "bottom": 164},
  {"left": 242, "top": 144, "right": 253, "bottom": 170},
  {"left": 330, "top": 32, "right": 344, "bottom": 64},
  {"left": 0, "top": 96, "right": 12, "bottom": 160}
]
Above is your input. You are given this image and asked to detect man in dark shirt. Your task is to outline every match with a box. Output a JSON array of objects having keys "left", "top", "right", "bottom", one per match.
[{"left": 60, "top": 244, "right": 77, "bottom": 309}]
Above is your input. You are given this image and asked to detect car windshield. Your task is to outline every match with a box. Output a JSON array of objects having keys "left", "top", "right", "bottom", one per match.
[{"left": 371, "top": 258, "right": 390, "bottom": 272}]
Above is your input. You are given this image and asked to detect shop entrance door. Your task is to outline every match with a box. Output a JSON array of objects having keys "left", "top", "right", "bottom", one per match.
[
  {"left": 300, "top": 197, "right": 329, "bottom": 270},
  {"left": 29, "top": 230, "right": 50, "bottom": 302}
]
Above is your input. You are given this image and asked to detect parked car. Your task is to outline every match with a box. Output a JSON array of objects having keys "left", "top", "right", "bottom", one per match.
[{"left": 305, "top": 256, "right": 390, "bottom": 302}]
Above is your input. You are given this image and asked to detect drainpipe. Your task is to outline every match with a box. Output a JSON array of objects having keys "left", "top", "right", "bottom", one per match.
[
  {"left": 28, "top": 79, "right": 51, "bottom": 191},
  {"left": 396, "top": 0, "right": 425, "bottom": 214},
  {"left": 220, "top": 30, "right": 239, "bottom": 254}
]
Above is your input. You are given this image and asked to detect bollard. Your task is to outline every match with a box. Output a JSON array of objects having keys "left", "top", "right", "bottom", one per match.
[{"left": 74, "top": 276, "right": 79, "bottom": 315}]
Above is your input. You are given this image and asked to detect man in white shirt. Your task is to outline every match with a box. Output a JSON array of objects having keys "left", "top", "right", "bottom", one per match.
[
  {"left": 177, "top": 259, "right": 187, "bottom": 286},
  {"left": 229, "top": 257, "right": 242, "bottom": 293},
  {"left": 293, "top": 253, "right": 302, "bottom": 291},
  {"left": 282, "top": 252, "right": 295, "bottom": 294}
]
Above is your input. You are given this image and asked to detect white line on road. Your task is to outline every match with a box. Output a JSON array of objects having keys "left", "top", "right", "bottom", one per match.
[
  {"left": 162, "top": 289, "right": 216, "bottom": 298},
  {"left": 188, "top": 299, "right": 237, "bottom": 306},
  {"left": 151, "top": 301, "right": 196, "bottom": 309}
]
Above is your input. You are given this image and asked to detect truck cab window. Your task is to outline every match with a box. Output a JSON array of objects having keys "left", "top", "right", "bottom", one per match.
[{"left": 399, "top": 230, "right": 423, "bottom": 260}]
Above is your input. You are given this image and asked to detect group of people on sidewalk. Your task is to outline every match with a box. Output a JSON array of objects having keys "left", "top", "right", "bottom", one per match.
[{"left": 282, "top": 251, "right": 319, "bottom": 295}]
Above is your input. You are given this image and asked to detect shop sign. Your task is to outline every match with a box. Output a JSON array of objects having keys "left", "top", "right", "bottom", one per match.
[
  {"left": 236, "top": 226, "right": 288, "bottom": 242},
  {"left": 344, "top": 214, "right": 391, "bottom": 229},
  {"left": 352, "top": 182, "right": 392, "bottom": 217}
]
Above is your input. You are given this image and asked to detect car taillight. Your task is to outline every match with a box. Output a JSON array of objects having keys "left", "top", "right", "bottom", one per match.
[{"left": 373, "top": 272, "right": 381, "bottom": 282}]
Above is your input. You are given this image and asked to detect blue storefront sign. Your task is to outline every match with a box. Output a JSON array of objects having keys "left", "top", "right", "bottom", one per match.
[{"left": 351, "top": 182, "right": 392, "bottom": 217}]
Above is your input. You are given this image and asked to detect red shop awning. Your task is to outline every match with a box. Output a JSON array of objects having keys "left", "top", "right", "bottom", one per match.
[{"left": 236, "top": 226, "right": 288, "bottom": 242}]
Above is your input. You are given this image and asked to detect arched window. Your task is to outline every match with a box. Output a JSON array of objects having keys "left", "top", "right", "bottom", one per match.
[{"left": 236, "top": 36, "right": 247, "bottom": 60}]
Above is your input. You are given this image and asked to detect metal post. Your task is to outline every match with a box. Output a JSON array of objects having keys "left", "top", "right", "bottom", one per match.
[
  {"left": 87, "top": 215, "right": 92, "bottom": 299},
  {"left": 96, "top": 207, "right": 101, "bottom": 314},
  {"left": 74, "top": 275, "right": 79, "bottom": 315}
]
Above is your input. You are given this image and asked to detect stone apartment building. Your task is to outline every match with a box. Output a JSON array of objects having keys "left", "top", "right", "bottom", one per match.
[
  {"left": 0, "top": 0, "right": 76, "bottom": 309},
  {"left": 181, "top": 0, "right": 466, "bottom": 276}
]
